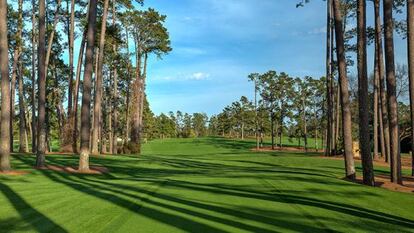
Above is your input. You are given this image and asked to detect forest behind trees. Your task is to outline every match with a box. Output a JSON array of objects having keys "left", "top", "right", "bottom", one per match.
[{"left": 0, "top": 0, "right": 172, "bottom": 172}]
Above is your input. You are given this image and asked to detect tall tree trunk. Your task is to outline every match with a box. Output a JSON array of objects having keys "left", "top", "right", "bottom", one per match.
[
  {"left": 18, "top": 64, "right": 28, "bottom": 153},
  {"left": 112, "top": 2, "right": 118, "bottom": 155},
  {"left": 91, "top": 0, "right": 110, "bottom": 155},
  {"left": 325, "top": 0, "right": 333, "bottom": 156},
  {"left": 374, "top": 47, "right": 380, "bottom": 160},
  {"left": 333, "top": 0, "right": 356, "bottom": 180},
  {"left": 130, "top": 36, "right": 142, "bottom": 154},
  {"left": 0, "top": 0, "right": 11, "bottom": 171},
  {"left": 31, "top": 0, "right": 37, "bottom": 153},
  {"left": 375, "top": 0, "right": 391, "bottom": 163},
  {"left": 9, "top": 0, "right": 24, "bottom": 153},
  {"left": 123, "top": 28, "right": 131, "bottom": 151},
  {"left": 36, "top": 0, "right": 47, "bottom": 168},
  {"left": 67, "top": 0, "right": 75, "bottom": 115},
  {"left": 303, "top": 98, "right": 308, "bottom": 152},
  {"left": 71, "top": 31, "right": 87, "bottom": 153},
  {"left": 406, "top": 0, "right": 414, "bottom": 176},
  {"left": 79, "top": 0, "right": 98, "bottom": 172},
  {"left": 138, "top": 53, "right": 148, "bottom": 143},
  {"left": 374, "top": 0, "right": 384, "bottom": 159},
  {"left": 357, "top": 0, "right": 375, "bottom": 186},
  {"left": 383, "top": 0, "right": 402, "bottom": 184},
  {"left": 10, "top": 54, "right": 18, "bottom": 153}
]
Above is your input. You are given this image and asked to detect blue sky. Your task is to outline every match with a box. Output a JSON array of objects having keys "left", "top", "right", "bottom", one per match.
[{"left": 138, "top": 0, "right": 408, "bottom": 116}]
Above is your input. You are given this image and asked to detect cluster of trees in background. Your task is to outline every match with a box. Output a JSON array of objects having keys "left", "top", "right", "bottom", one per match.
[
  {"left": 142, "top": 106, "right": 209, "bottom": 139},
  {"left": 209, "top": 75, "right": 325, "bottom": 152},
  {"left": 0, "top": 0, "right": 172, "bottom": 172},
  {"left": 296, "top": 0, "right": 414, "bottom": 186}
]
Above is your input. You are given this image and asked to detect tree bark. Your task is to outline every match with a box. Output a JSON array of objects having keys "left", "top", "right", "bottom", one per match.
[
  {"left": 44, "top": 0, "right": 61, "bottom": 74},
  {"left": 36, "top": 0, "right": 47, "bottom": 168},
  {"left": 67, "top": 0, "right": 75, "bottom": 115},
  {"left": 0, "top": 0, "right": 11, "bottom": 171},
  {"left": 79, "top": 0, "right": 98, "bottom": 172},
  {"left": 383, "top": 0, "right": 402, "bottom": 184},
  {"left": 31, "top": 0, "right": 37, "bottom": 153},
  {"left": 332, "top": 0, "right": 356, "bottom": 180},
  {"left": 357, "top": 0, "right": 375, "bottom": 186},
  {"left": 374, "top": 47, "right": 380, "bottom": 160},
  {"left": 406, "top": 0, "right": 414, "bottom": 176},
  {"left": 326, "top": 0, "right": 332, "bottom": 156},
  {"left": 130, "top": 35, "right": 142, "bottom": 154},
  {"left": 71, "top": 31, "right": 87, "bottom": 153},
  {"left": 18, "top": 63, "right": 28, "bottom": 153},
  {"left": 112, "top": 2, "right": 118, "bottom": 155},
  {"left": 91, "top": 0, "right": 110, "bottom": 155},
  {"left": 375, "top": 0, "right": 391, "bottom": 163}
]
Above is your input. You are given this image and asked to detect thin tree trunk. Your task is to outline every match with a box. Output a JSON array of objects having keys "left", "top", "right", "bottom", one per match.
[
  {"left": 18, "top": 63, "right": 28, "bottom": 153},
  {"left": 31, "top": 0, "right": 37, "bottom": 153},
  {"left": 71, "top": 31, "right": 87, "bottom": 153},
  {"left": 36, "top": 0, "right": 47, "bottom": 168},
  {"left": 108, "top": 90, "right": 113, "bottom": 154},
  {"left": 374, "top": 47, "right": 380, "bottom": 160},
  {"left": 375, "top": 0, "right": 391, "bottom": 163},
  {"left": 326, "top": 0, "right": 333, "bottom": 156},
  {"left": 67, "top": 0, "right": 75, "bottom": 115},
  {"left": 271, "top": 112, "right": 275, "bottom": 150},
  {"left": 10, "top": 53, "right": 19, "bottom": 153},
  {"left": 383, "top": 0, "right": 402, "bottom": 184},
  {"left": 79, "top": 0, "right": 98, "bottom": 172},
  {"left": 91, "top": 0, "right": 110, "bottom": 155},
  {"left": 406, "top": 0, "right": 414, "bottom": 176},
  {"left": 303, "top": 98, "right": 308, "bottom": 152},
  {"left": 333, "top": 0, "right": 356, "bottom": 180},
  {"left": 44, "top": 0, "right": 61, "bottom": 74},
  {"left": 112, "top": 2, "right": 118, "bottom": 154},
  {"left": 357, "top": 0, "right": 375, "bottom": 186},
  {"left": 0, "top": 0, "right": 11, "bottom": 171}
]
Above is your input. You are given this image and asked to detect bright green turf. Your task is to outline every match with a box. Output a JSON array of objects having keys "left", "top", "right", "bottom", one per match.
[{"left": 0, "top": 137, "right": 413, "bottom": 233}]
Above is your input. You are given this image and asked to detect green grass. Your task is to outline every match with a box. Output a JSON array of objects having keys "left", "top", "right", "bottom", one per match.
[
  {"left": 243, "top": 135, "right": 323, "bottom": 149},
  {"left": 0, "top": 137, "right": 413, "bottom": 232}
]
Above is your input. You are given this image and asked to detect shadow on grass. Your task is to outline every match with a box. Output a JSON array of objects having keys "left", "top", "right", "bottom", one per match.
[
  {"left": 0, "top": 182, "right": 67, "bottom": 232},
  {"left": 6, "top": 153, "right": 414, "bottom": 232}
]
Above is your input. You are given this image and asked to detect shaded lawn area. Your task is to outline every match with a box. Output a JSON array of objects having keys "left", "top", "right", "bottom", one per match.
[{"left": 0, "top": 137, "right": 413, "bottom": 233}]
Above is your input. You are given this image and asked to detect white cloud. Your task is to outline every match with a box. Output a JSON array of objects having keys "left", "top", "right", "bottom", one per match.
[
  {"left": 189, "top": 72, "right": 210, "bottom": 80},
  {"left": 156, "top": 72, "right": 211, "bottom": 82}
]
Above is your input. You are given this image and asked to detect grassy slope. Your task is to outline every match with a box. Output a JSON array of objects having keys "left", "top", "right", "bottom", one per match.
[{"left": 0, "top": 137, "right": 413, "bottom": 233}]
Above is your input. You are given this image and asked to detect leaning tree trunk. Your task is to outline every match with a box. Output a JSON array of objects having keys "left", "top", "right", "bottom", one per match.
[
  {"left": 0, "top": 0, "right": 11, "bottom": 171},
  {"left": 375, "top": 0, "right": 391, "bottom": 162},
  {"left": 332, "top": 0, "right": 356, "bottom": 180},
  {"left": 91, "top": 0, "right": 110, "bottom": 155},
  {"left": 44, "top": 0, "right": 61, "bottom": 74},
  {"left": 406, "top": 0, "right": 414, "bottom": 176},
  {"left": 79, "top": 0, "right": 98, "bottom": 172},
  {"left": 36, "top": 0, "right": 47, "bottom": 168},
  {"left": 383, "top": 0, "right": 402, "bottom": 184},
  {"left": 357, "top": 0, "right": 375, "bottom": 186},
  {"left": 70, "top": 30, "right": 86, "bottom": 153}
]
